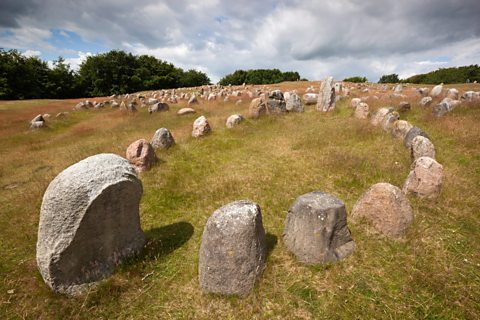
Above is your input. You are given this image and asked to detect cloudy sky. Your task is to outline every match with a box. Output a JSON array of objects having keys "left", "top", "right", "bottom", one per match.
[{"left": 1, "top": 0, "right": 479, "bottom": 83}]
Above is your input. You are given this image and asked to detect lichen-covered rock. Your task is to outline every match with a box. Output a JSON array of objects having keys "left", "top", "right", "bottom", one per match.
[
  {"left": 192, "top": 116, "right": 211, "bottom": 137},
  {"left": 403, "top": 157, "right": 443, "bottom": 199},
  {"left": 151, "top": 128, "right": 175, "bottom": 149},
  {"left": 267, "top": 90, "right": 287, "bottom": 113},
  {"left": 350, "top": 98, "right": 362, "bottom": 108},
  {"left": 248, "top": 97, "right": 267, "bottom": 118},
  {"left": 391, "top": 120, "right": 413, "bottom": 140},
  {"left": 410, "top": 136, "right": 435, "bottom": 160},
  {"left": 381, "top": 111, "right": 400, "bottom": 131},
  {"left": 36, "top": 154, "right": 145, "bottom": 295},
  {"left": 404, "top": 127, "right": 429, "bottom": 149},
  {"left": 420, "top": 96, "right": 433, "bottom": 107},
  {"left": 283, "top": 192, "right": 355, "bottom": 264},
  {"left": 316, "top": 76, "right": 336, "bottom": 112},
  {"left": 148, "top": 102, "right": 169, "bottom": 113},
  {"left": 126, "top": 139, "right": 157, "bottom": 172},
  {"left": 226, "top": 114, "right": 244, "bottom": 128},
  {"left": 430, "top": 84, "right": 443, "bottom": 97},
  {"left": 370, "top": 107, "right": 393, "bottom": 126},
  {"left": 352, "top": 183, "right": 413, "bottom": 238},
  {"left": 286, "top": 93, "right": 304, "bottom": 112},
  {"left": 302, "top": 93, "right": 318, "bottom": 105},
  {"left": 354, "top": 102, "right": 369, "bottom": 119},
  {"left": 199, "top": 200, "right": 266, "bottom": 296},
  {"left": 397, "top": 101, "right": 411, "bottom": 112}
]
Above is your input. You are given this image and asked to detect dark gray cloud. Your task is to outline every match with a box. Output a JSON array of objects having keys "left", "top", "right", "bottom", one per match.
[{"left": 1, "top": 0, "right": 479, "bottom": 82}]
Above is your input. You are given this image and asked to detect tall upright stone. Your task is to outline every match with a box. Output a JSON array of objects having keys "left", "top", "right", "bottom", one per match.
[
  {"left": 199, "top": 200, "right": 266, "bottom": 296},
  {"left": 36, "top": 154, "right": 145, "bottom": 295},
  {"left": 316, "top": 76, "right": 336, "bottom": 112},
  {"left": 283, "top": 192, "right": 355, "bottom": 264}
]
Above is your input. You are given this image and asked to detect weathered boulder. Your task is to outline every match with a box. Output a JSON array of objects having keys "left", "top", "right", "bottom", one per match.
[
  {"left": 199, "top": 200, "right": 266, "bottom": 296},
  {"left": 393, "top": 84, "right": 403, "bottom": 93},
  {"left": 283, "top": 192, "right": 355, "bottom": 264},
  {"left": 226, "top": 114, "right": 244, "bottom": 128},
  {"left": 404, "top": 127, "right": 429, "bottom": 149},
  {"left": 381, "top": 111, "right": 400, "bottom": 131},
  {"left": 126, "top": 139, "right": 157, "bottom": 172},
  {"left": 446, "top": 88, "right": 459, "bottom": 100},
  {"left": 430, "top": 84, "right": 443, "bottom": 97},
  {"left": 248, "top": 97, "right": 267, "bottom": 118},
  {"left": 148, "top": 102, "right": 169, "bottom": 113},
  {"left": 151, "top": 128, "right": 175, "bottom": 149},
  {"left": 302, "top": 93, "right": 318, "bottom": 105},
  {"left": 354, "top": 102, "right": 369, "bottom": 119},
  {"left": 316, "top": 76, "right": 336, "bottom": 112},
  {"left": 73, "top": 101, "right": 93, "bottom": 110},
  {"left": 391, "top": 120, "right": 413, "bottom": 140},
  {"left": 433, "top": 102, "right": 450, "bottom": 117},
  {"left": 403, "top": 157, "right": 443, "bottom": 199},
  {"left": 30, "top": 114, "right": 46, "bottom": 129},
  {"left": 411, "top": 136, "right": 435, "bottom": 160},
  {"left": 420, "top": 96, "right": 433, "bottom": 107},
  {"left": 36, "top": 154, "right": 145, "bottom": 295},
  {"left": 350, "top": 98, "right": 362, "bottom": 108},
  {"left": 192, "top": 116, "right": 211, "bottom": 137},
  {"left": 352, "top": 183, "right": 413, "bottom": 238},
  {"left": 370, "top": 107, "right": 393, "bottom": 126},
  {"left": 398, "top": 101, "right": 411, "bottom": 112},
  {"left": 188, "top": 94, "right": 199, "bottom": 106},
  {"left": 267, "top": 90, "right": 287, "bottom": 113},
  {"left": 177, "top": 107, "right": 196, "bottom": 115},
  {"left": 286, "top": 93, "right": 304, "bottom": 112}
]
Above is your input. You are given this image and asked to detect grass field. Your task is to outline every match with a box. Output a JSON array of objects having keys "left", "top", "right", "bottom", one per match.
[{"left": 0, "top": 81, "right": 479, "bottom": 319}]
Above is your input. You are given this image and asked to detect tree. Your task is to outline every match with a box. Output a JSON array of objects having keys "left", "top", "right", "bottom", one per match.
[
  {"left": 378, "top": 74, "right": 399, "bottom": 83},
  {"left": 219, "top": 69, "right": 302, "bottom": 85},
  {"left": 343, "top": 76, "right": 368, "bottom": 83}
]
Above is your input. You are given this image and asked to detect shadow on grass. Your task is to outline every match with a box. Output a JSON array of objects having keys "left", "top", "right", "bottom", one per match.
[
  {"left": 265, "top": 232, "right": 278, "bottom": 259},
  {"left": 143, "top": 221, "right": 194, "bottom": 259}
]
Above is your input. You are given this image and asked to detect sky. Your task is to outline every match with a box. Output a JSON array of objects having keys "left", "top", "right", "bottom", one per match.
[{"left": 1, "top": 0, "right": 479, "bottom": 83}]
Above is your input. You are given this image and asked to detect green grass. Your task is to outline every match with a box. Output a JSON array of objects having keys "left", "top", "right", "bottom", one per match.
[{"left": 0, "top": 82, "right": 479, "bottom": 319}]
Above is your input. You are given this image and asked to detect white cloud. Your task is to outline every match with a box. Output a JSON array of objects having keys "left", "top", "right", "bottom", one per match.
[{"left": 23, "top": 49, "right": 41, "bottom": 57}]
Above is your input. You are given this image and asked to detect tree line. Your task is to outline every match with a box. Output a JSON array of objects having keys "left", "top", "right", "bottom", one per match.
[
  {"left": 0, "top": 49, "right": 211, "bottom": 100},
  {"left": 218, "top": 69, "right": 303, "bottom": 86},
  {"left": 378, "top": 65, "right": 480, "bottom": 84}
]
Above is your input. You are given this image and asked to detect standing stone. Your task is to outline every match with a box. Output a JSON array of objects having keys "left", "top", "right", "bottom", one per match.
[
  {"left": 148, "top": 102, "right": 169, "bottom": 113},
  {"left": 393, "top": 84, "right": 403, "bottom": 93},
  {"left": 352, "top": 183, "right": 413, "bottom": 238},
  {"left": 446, "top": 88, "right": 459, "bottom": 100},
  {"left": 433, "top": 101, "right": 450, "bottom": 117},
  {"left": 248, "top": 97, "right": 267, "bottom": 118},
  {"left": 411, "top": 136, "right": 435, "bottom": 160},
  {"left": 36, "top": 154, "right": 145, "bottom": 295},
  {"left": 192, "top": 116, "right": 211, "bottom": 137},
  {"left": 30, "top": 114, "right": 46, "bottom": 129},
  {"left": 226, "top": 114, "right": 244, "bottom": 128},
  {"left": 403, "top": 157, "right": 443, "bottom": 199},
  {"left": 188, "top": 94, "right": 199, "bottom": 106},
  {"left": 302, "top": 93, "right": 318, "bottom": 105},
  {"left": 199, "top": 200, "right": 266, "bottom": 296},
  {"left": 316, "top": 76, "right": 336, "bottom": 112},
  {"left": 283, "top": 192, "right": 355, "bottom": 264},
  {"left": 391, "top": 120, "right": 413, "bottom": 140},
  {"left": 420, "top": 96, "right": 433, "bottom": 107},
  {"left": 370, "top": 107, "right": 393, "bottom": 126},
  {"left": 354, "top": 102, "right": 369, "bottom": 119},
  {"left": 151, "top": 128, "right": 175, "bottom": 149},
  {"left": 286, "top": 93, "right": 304, "bottom": 112},
  {"left": 381, "top": 111, "right": 400, "bottom": 131},
  {"left": 404, "top": 127, "right": 429, "bottom": 149},
  {"left": 126, "top": 139, "right": 157, "bottom": 172},
  {"left": 334, "top": 82, "right": 343, "bottom": 94},
  {"left": 267, "top": 90, "right": 287, "bottom": 113},
  {"left": 430, "top": 84, "right": 443, "bottom": 97}
]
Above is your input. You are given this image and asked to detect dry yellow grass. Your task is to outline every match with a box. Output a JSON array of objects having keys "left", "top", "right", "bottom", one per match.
[{"left": 0, "top": 81, "right": 479, "bottom": 319}]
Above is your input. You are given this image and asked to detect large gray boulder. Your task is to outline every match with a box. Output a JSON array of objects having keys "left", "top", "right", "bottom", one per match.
[
  {"left": 36, "top": 154, "right": 145, "bottom": 295},
  {"left": 199, "top": 200, "right": 266, "bottom": 296},
  {"left": 316, "top": 76, "right": 336, "bottom": 112},
  {"left": 286, "top": 93, "right": 304, "bottom": 112},
  {"left": 283, "top": 192, "right": 355, "bottom": 265},
  {"left": 151, "top": 128, "right": 175, "bottom": 149},
  {"left": 267, "top": 90, "right": 287, "bottom": 113}
]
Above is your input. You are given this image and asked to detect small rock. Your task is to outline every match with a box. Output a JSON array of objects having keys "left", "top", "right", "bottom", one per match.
[
  {"left": 397, "top": 101, "right": 411, "bottom": 112},
  {"left": 420, "top": 96, "right": 433, "bottom": 107},
  {"left": 151, "top": 128, "right": 175, "bottom": 149},
  {"left": 226, "top": 114, "right": 244, "bottom": 128},
  {"left": 391, "top": 120, "right": 413, "bottom": 140},
  {"left": 430, "top": 84, "right": 443, "bottom": 97},
  {"left": 283, "top": 192, "right": 355, "bottom": 264},
  {"left": 302, "top": 93, "right": 318, "bottom": 105},
  {"left": 403, "top": 157, "right": 443, "bottom": 199},
  {"left": 126, "top": 139, "right": 157, "bottom": 172},
  {"left": 148, "top": 102, "right": 169, "bottom": 114},
  {"left": 354, "top": 102, "right": 369, "bottom": 119},
  {"left": 192, "top": 116, "right": 211, "bottom": 137},
  {"left": 188, "top": 94, "right": 199, "bottom": 106},
  {"left": 177, "top": 108, "right": 196, "bottom": 115},
  {"left": 350, "top": 98, "right": 362, "bottom": 108}
]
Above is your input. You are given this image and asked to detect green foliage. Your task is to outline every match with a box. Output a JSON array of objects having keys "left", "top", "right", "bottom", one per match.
[
  {"left": 404, "top": 65, "right": 480, "bottom": 84},
  {"left": 0, "top": 48, "right": 211, "bottom": 100},
  {"left": 378, "top": 73, "right": 400, "bottom": 83},
  {"left": 343, "top": 76, "right": 368, "bottom": 83},
  {"left": 219, "top": 69, "right": 301, "bottom": 85}
]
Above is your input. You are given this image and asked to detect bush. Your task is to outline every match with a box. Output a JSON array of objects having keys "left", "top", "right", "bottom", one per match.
[
  {"left": 343, "top": 76, "right": 368, "bottom": 83},
  {"left": 378, "top": 74, "right": 400, "bottom": 84},
  {"left": 219, "top": 69, "right": 301, "bottom": 85}
]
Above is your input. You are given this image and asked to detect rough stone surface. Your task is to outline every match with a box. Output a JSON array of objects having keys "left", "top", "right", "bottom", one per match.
[
  {"left": 354, "top": 102, "right": 369, "bottom": 119},
  {"left": 177, "top": 107, "right": 196, "bottom": 115},
  {"left": 267, "top": 90, "right": 287, "bottom": 113},
  {"left": 350, "top": 98, "right": 361, "bottom": 108},
  {"left": 403, "top": 157, "right": 443, "bottom": 199},
  {"left": 411, "top": 136, "right": 435, "bottom": 160},
  {"left": 30, "top": 114, "right": 46, "bottom": 129},
  {"left": 286, "top": 93, "right": 304, "bottom": 112},
  {"left": 126, "top": 139, "right": 157, "bottom": 172},
  {"left": 391, "top": 120, "right": 413, "bottom": 140},
  {"left": 151, "top": 128, "right": 175, "bottom": 149},
  {"left": 398, "top": 101, "right": 411, "bottom": 112},
  {"left": 148, "top": 102, "right": 169, "bottom": 113},
  {"left": 192, "top": 116, "right": 211, "bottom": 137},
  {"left": 404, "top": 127, "right": 429, "bottom": 149},
  {"left": 316, "top": 77, "right": 336, "bottom": 112},
  {"left": 226, "top": 114, "right": 244, "bottom": 128},
  {"left": 430, "top": 84, "right": 443, "bottom": 97},
  {"left": 302, "top": 93, "right": 318, "bottom": 105},
  {"left": 420, "top": 96, "right": 433, "bottom": 107},
  {"left": 283, "top": 192, "right": 355, "bottom": 265},
  {"left": 188, "top": 94, "right": 199, "bottom": 106},
  {"left": 381, "top": 111, "right": 400, "bottom": 131},
  {"left": 352, "top": 183, "right": 413, "bottom": 238},
  {"left": 370, "top": 107, "right": 393, "bottom": 126},
  {"left": 36, "top": 153, "right": 145, "bottom": 295},
  {"left": 248, "top": 97, "right": 267, "bottom": 118},
  {"left": 199, "top": 200, "right": 266, "bottom": 296}
]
